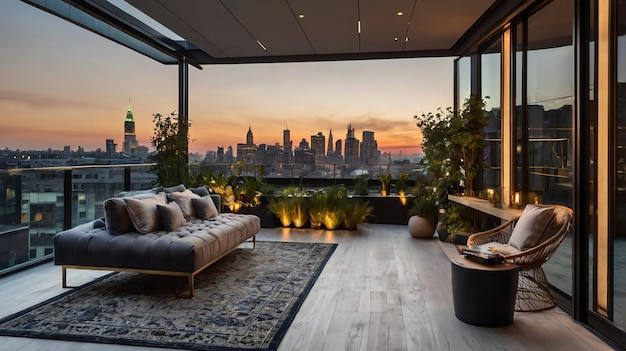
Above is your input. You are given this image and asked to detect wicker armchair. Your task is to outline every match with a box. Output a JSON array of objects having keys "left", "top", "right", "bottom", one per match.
[{"left": 467, "top": 204, "right": 573, "bottom": 312}]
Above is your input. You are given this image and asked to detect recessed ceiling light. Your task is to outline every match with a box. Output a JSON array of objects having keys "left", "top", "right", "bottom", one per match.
[
  {"left": 357, "top": 20, "right": 361, "bottom": 34},
  {"left": 298, "top": 14, "right": 304, "bottom": 18},
  {"left": 405, "top": 37, "right": 409, "bottom": 42},
  {"left": 394, "top": 37, "right": 398, "bottom": 41},
  {"left": 397, "top": 12, "right": 403, "bottom": 16}
]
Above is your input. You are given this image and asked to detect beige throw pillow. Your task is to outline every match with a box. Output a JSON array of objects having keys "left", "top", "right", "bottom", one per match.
[
  {"left": 124, "top": 194, "right": 166, "bottom": 234},
  {"left": 167, "top": 189, "right": 201, "bottom": 218},
  {"left": 508, "top": 205, "right": 554, "bottom": 250}
]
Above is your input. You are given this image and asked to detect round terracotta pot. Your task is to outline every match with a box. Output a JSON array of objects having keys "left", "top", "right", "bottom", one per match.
[{"left": 408, "top": 215, "right": 436, "bottom": 238}]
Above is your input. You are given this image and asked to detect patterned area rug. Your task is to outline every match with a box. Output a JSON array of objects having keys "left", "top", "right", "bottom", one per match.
[{"left": 0, "top": 241, "right": 336, "bottom": 351}]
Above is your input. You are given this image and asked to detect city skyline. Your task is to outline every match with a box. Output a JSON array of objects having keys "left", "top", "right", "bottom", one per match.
[{"left": 0, "top": 1, "right": 454, "bottom": 157}]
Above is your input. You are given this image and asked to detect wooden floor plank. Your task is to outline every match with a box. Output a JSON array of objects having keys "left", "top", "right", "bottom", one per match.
[{"left": 0, "top": 224, "right": 615, "bottom": 351}]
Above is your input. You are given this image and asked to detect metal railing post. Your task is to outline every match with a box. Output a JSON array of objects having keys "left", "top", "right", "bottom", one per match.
[{"left": 63, "top": 169, "right": 72, "bottom": 230}]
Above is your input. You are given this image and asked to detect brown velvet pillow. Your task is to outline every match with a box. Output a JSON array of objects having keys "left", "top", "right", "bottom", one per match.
[
  {"left": 192, "top": 195, "right": 219, "bottom": 220},
  {"left": 124, "top": 194, "right": 167, "bottom": 234},
  {"left": 157, "top": 201, "right": 187, "bottom": 231}
]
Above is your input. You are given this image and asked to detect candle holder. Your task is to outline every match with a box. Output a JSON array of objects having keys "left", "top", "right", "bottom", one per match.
[{"left": 510, "top": 192, "right": 521, "bottom": 209}]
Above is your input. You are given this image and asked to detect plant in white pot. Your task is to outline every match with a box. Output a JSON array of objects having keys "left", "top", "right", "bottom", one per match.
[{"left": 407, "top": 183, "right": 439, "bottom": 238}]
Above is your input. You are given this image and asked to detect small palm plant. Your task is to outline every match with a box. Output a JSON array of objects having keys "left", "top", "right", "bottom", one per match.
[
  {"left": 341, "top": 200, "right": 373, "bottom": 230},
  {"left": 377, "top": 172, "right": 392, "bottom": 196}
]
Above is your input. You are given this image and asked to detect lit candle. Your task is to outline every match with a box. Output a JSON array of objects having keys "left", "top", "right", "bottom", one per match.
[
  {"left": 514, "top": 192, "right": 520, "bottom": 206},
  {"left": 487, "top": 188, "right": 494, "bottom": 200}
]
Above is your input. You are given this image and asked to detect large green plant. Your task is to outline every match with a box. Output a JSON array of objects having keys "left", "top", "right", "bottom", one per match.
[
  {"left": 450, "top": 95, "right": 488, "bottom": 196},
  {"left": 149, "top": 112, "right": 189, "bottom": 187}
]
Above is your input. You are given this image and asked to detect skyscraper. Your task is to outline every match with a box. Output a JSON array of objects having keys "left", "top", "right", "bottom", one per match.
[
  {"left": 122, "top": 102, "right": 139, "bottom": 154},
  {"left": 360, "top": 130, "right": 379, "bottom": 164},
  {"left": 310, "top": 132, "right": 325, "bottom": 164},
  {"left": 344, "top": 124, "right": 359, "bottom": 164},
  {"left": 283, "top": 124, "right": 292, "bottom": 163},
  {"left": 237, "top": 126, "right": 256, "bottom": 163},
  {"left": 327, "top": 129, "right": 334, "bottom": 156}
]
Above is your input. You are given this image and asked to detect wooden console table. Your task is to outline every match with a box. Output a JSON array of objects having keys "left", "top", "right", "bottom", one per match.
[{"left": 448, "top": 194, "right": 522, "bottom": 221}]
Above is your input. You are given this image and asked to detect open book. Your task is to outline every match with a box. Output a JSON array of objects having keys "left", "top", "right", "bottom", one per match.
[{"left": 455, "top": 245, "right": 504, "bottom": 265}]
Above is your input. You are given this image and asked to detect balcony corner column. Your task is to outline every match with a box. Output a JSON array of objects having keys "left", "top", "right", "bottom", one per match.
[{"left": 178, "top": 57, "right": 189, "bottom": 163}]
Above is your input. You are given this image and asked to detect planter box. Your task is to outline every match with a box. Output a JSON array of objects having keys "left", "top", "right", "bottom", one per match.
[{"left": 353, "top": 195, "right": 414, "bottom": 225}]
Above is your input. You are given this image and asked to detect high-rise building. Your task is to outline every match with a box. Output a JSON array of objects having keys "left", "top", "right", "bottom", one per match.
[
  {"left": 237, "top": 126, "right": 256, "bottom": 163},
  {"left": 122, "top": 102, "right": 139, "bottom": 154},
  {"left": 310, "top": 132, "right": 325, "bottom": 164},
  {"left": 283, "top": 125, "right": 292, "bottom": 163},
  {"left": 360, "top": 130, "right": 379, "bottom": 164},
  {"left": 294, "top": 138, "right": 314, "bottom": 164},
  {"left": 344, "top": 124, "right": 359, "bottom": 164},
  {"left": 327, "top": 129, "right": 334, "bottom": 156},
  {"left": 217, "top": 147, "right": 224, "bottom": 162},
  {"left": 105, "top": 139, "right": 117, "bottom": 158}
]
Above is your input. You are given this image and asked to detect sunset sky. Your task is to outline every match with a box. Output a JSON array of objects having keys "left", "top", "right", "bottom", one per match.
[{"left": 0, "top": 1, "right": 454, "bottom": 157}]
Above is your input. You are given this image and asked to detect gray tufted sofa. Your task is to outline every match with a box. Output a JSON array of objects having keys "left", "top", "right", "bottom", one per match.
[{"left": 54, "top": 189, "right": 260, "bottom": 297}]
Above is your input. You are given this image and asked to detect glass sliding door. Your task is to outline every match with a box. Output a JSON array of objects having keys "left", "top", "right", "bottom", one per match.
[
  {"left": 612, "top": 0, "right": 626, "bottom": 329},
  {"left": 521, "top": 0, "right": 575, "bottom": 296},
  {"left": 481, "top": 37, "right": 502, "bottom": 192}
]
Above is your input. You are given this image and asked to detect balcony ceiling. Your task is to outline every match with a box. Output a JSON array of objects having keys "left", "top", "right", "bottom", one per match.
[
  {"left": 29, "top": 0, "right": 506, "bottom": 66},
  {"left": 125, "top": 0, "right": 495, "bottom": 62}
]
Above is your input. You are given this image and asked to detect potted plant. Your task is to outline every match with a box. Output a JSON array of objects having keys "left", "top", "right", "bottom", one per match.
[
  {"left": 449, "top": 95, "right": 488, "bottom": 196},
  {"left": 341, "top": 199, "right": 373, "bottom": 230},
  {"left": 395, "top": 172, "right": 409, "bottom": 196},
  {"left": 377, "top": 172, "right": 392, "bottom": 196},
  {"left": 407, "top": 183, "right": 439, "bottom": 238},
  {"left": 353, "top": 175, "right": 370, "bottom": 195},
  {"left": 149, "top": 111, "right": 190, "bottom": 187}
]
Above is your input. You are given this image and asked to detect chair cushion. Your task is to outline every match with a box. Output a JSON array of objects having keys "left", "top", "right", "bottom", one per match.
[
  {"left": 125, "top": 194, "right": 167, "bottom": 234},
  {"left": 167, "top": 190, "right": 202, "bottom": 218},
  {"left": 192, "top": 195, "right": 219, "bottom": 220},
  {"left": 157, "top": 201, "right": 186, "bottom": 231},
  {"left": 508, "top": 205, "right": 554, "bottom": 250}
]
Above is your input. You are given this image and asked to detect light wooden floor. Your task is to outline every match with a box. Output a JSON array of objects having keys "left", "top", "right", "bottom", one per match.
[{"left": 0, "top": 224, "right": 615, "bottom": 351}]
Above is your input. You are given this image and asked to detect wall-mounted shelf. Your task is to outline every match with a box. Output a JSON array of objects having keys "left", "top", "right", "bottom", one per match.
[{"left": 448, "top": 195, "right": 522, "bottom": 221}]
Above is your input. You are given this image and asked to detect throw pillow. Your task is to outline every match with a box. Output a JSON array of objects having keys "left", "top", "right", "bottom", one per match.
[
  {"left": 163, "top": 184, "right": 186, "bottom": 193},
  {"left": 190, "top": 186, "right": 210, "bottom": 197},
  {"left": 192, "top": 195, "right": 219, "bottom": 220},
  {"left": 156, "top": 201, "right": 186, "bottom": 231},
  {"left": 104, "top": 198, "right": 134, "bottom": 235},
  {"left": 124, "top": 194, "right": 167, "bottom": 234},
  {"left": 508, "top": 205, "right": 555, "bottom": 250},
  {"left": 167, "top": 189, "right": 201, "bottom": 218}
]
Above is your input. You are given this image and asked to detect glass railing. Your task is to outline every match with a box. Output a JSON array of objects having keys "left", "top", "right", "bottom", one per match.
[
  {"left": 0, "top": 161, "right": 423, "bottom": 276},
  {"left": 0, "top": 163, "right": 156, "bottom": 276}
]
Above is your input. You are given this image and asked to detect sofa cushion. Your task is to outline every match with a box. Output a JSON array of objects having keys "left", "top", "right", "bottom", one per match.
[
  {"left": 192, "top": 195, "right": 219, "bottom": 220},
  {"left": 509, "top": 205, "right": 554, "bottom": 250},
  {"left": 125, "top": 194, "right": 167, "bottom": 234},
  {"left": 157, "top": 201, "right": 186, "bottom": 231},
  {"left": 167, "top": 190, "right": 201, "bottom": 218}
]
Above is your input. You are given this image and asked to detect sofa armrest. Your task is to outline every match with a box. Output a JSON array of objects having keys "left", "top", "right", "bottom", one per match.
[{"left": 210, "top": 194, "right": 222, "bottom": 213}]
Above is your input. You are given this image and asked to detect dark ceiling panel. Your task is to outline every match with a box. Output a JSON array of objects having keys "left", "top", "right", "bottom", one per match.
[
  {"left": 128, "top": 0, "right": 267, "bottom": 58},
  {"left": 359, "top": 0, "right": 416, "bottom": 53},
  {"left": 287, "top": 0, "right": 359, "bottom": 54},
  {"left": 222, "top": 0, "right": 313, "bottom": 56},
  {"left": 406, "top": 0, "right": 495, "bottom": 51}
]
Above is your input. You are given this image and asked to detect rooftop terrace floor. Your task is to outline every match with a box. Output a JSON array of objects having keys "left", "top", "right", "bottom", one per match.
[{"left": 0, "top": 224, "right": 615, "bottom": 350}]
